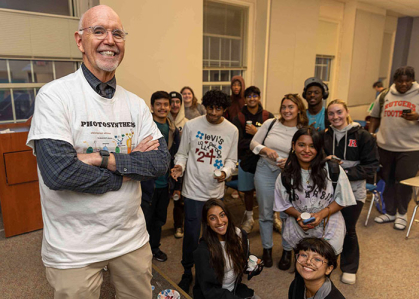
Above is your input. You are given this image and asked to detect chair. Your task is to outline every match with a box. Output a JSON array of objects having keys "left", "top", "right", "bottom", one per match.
[
  {"left": 365, "top": 170, "right": 385, "bottom": 226},
  {"left": 400, "top": 176, "right": 419, "bottom": 239}
]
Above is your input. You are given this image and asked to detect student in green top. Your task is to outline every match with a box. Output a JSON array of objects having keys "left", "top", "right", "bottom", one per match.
[{"left": 145, "top": 91, "right": 181, "bottom": 262}]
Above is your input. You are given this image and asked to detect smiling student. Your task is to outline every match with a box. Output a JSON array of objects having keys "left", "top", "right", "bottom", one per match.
[
  {"left": 250, "top": 94, "right": 308, "bottom": 269},
  {"left": 193, "top": 199, "right": 263, "bottom": 299},
  {"left": 142, "top": 91, "right": 181, "bottom": 262},
  {"left": 274, "top": 127, "right": 356, "bottom": 258},
  {"left": 171, "top": 90, "right": 238, "bottom": 293},
  {"left": 181, "top": 86, "right": 206, "bottom": 119},
  {"left": 289, "top": 238, "right": 345, "bottom": 299},
  {"left": 323, "top": 99, "right": 379, "bottom": 284},
  {"left": 302, "top": 77, "right": 330, "bottom": 131},
  {"left": 232, "top": 86, "right": 274, "bottom": 233}
]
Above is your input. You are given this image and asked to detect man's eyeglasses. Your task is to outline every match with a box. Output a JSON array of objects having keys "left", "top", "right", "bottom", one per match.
[
  {"left": 246, "top": 94, "right": 259, "bottom": 99},
  {"left": 79, "top": 26, "right": 128, "bottom": 42},
  {"left": 296, "top": 253, "right": 326, "bottom": 268}
]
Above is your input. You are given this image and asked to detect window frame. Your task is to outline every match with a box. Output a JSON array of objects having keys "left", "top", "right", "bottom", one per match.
[
  {"left": 0, "top": 57, "right": 82, "bottom": 124},
  {"left": 202, "top": 0, "right": 254, "bottom": 96}
]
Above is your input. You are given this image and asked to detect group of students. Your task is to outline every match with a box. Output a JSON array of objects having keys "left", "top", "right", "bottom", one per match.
[{"left": 142, "top": 65, "right": 419, "bottom": 299}]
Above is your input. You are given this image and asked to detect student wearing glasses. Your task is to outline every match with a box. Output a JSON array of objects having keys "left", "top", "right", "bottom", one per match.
[
  {"left": 250, "top": 94, "right": 308, "bottom": 268},
  {"left": 232, "top": 86, "right": 274, "bottom": 234},
  {"left": 289, "top": 238, "right": 345, "bottom": 299}
]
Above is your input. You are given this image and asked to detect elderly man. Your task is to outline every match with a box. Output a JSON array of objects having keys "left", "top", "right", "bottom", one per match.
[{"left": 26, "top": 5, "right": 170, "bottom": 299}]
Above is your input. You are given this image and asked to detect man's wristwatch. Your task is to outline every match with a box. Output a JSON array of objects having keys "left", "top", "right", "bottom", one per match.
[{"left": 99, "top": 150, "right": 110, "bottom": 168}]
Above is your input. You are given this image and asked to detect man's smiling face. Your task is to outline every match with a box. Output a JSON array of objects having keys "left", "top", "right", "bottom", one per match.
[{"left": 76, "top": 6, "right": 125, "bottom": 79}]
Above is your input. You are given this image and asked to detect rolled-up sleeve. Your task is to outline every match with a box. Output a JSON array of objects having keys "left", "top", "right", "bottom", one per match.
[{"left": 35, "top": 139, "right": 123, "bottom": 194}]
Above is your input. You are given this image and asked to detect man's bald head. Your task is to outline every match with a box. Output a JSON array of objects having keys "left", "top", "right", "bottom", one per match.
[
  {"left": 78, "top": 5, "right": 122, "bottom": 31},
  {"left": 75, "top": 5, "right": 125, "bottom": 82}
]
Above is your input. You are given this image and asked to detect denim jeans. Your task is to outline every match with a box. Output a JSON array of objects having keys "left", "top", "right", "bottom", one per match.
[
  {"left": 181, "top": 197, "right": 206, "bottom": 274},
  {"left": 254, "top": 159, "right": 292, "bottom": 251}
]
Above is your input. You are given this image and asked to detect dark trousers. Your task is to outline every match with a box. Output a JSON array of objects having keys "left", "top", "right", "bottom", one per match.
[
  {"left": 173, "top": 196, "right": 184, "bottom": 229},
  {"left": 181, "top": 197, "right": 206, "bottom": 274},
  {"left": 378, "top": 148, "right": 419, "bottom": 215},
  {"left": 340, "top": 200, "right": 364, "bottom": 273},
  {"left": 145, "top": 186, "right": 170, "bottom": 253}
]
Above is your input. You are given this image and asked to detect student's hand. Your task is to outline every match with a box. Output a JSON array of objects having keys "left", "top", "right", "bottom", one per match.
[
  {"left": 401, "top": 111, "right": 419, "bottom": 121},
  {"left": 132, "top": 135, "right": 160, "bottom": 152},
  {"left": 171, "top": 165, "right": 183, "bottom": 181},
  {"left": 305, "top": 212, "right": 325, "bottom": 229},
  {"left": 245, "top": 124, "right": 258, "bottom": 135},
  {"left": 296, "top": 218, "right": 313, "bottom": 231},
  {"left": 276, "top": 158, "right": 287, "bottom": 170},
  {"left": 325, "top": 155, "right": 343, "bottom": 165},
  {"left": 261, "top": 147, "right": 278, "bottom": 161},
  {"left": 215, "top": 171, "right": 226, "bottom": 183}
]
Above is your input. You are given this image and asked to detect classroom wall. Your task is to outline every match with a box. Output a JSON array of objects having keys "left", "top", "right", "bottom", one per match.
[{"left": 102, "top": 0, "right": 203, "bottom": 104}]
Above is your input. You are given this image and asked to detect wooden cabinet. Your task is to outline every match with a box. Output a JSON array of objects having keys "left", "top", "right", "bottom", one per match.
[{"left": 0, "top": 126, "right": 43, "bottom": 237}]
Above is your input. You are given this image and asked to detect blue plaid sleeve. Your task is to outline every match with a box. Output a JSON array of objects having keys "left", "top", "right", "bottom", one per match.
[
  {"left": 113, "top": 136, "right": 170, "bottom": 181},
  {"left": 35, "top": 139, "right": 123, "bottom": 194}
]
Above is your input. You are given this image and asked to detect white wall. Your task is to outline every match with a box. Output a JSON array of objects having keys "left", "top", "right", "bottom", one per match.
[
  {"left": 265, "top": 0, "right": 320, "bottom": 115},
  {"left": 102, "top": 0, "right": 203, "bottom": 105},
  {"left": 348, "top": 9, "right": 385, "bottom": 107},
  {"left": 407, "top": 17, "right": 419, "bottom": 73}
]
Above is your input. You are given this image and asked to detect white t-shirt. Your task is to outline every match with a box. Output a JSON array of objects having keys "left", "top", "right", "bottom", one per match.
[
  {"left": 27, "top": 68, "right": 162, "bottom": 269},
  {"left": 273, "top": 166, "right": 356, "bottom": 254},
  {"left": 174, "top": 115, "right": 238, "bottom": 201},
  {"left": 370, "top": 82, "right": 419, "bottom": 152},
  {"left": 250, "top": 119, "right": 297, "bottom": 170}
]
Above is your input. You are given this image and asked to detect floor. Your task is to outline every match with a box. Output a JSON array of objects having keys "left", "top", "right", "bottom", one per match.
[{"left": 0, "top": 190, "right": 418, "bottom": 299}]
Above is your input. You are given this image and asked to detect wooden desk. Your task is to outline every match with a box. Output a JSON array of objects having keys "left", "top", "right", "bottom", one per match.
[
  {"left": 0, "top": 126, "right": 43, "bottom": 237},
  {"left": 400, "top": 176, "right": 419, "bottom": 239}
]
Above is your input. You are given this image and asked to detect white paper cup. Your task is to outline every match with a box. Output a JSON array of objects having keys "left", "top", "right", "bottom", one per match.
[
  {"left": 248, "top": 254, "right": 258, "bottom": 271},
  {"left": 173, "top": 194, "right": 180, "bottom": 201},
  {"left": 246, "top": 120, "right": 252, "bottom": 125},
  {"left": 300, "top": 212, "right": 311, "bottom": 220},
  {"left": 213, "top": 169, "right": 222, "bottom": 178}
]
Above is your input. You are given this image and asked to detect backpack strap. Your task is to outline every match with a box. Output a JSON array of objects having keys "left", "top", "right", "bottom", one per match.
[
  {"left": 262, "top": 118, "right": 276, "bottom": 145},
  {"left": 378, "top": 88, "right": 389, "bottom": 118},
  {"left": 238, "top": 112, "right": 245, "bottom": 128},
  {"left": 262, "top": 110, "right": 270, "bottom": 122},
  {"left": 327, "top": 160, "right": 340, "bottom": 193}
]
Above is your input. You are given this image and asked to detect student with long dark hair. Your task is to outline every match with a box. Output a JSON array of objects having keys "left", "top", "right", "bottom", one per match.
[
  {"left": 289, "top": 238, "right": 345, "bottom": 299},
  {"left": 250, "top": 94, "right": 308, "bottom": 269},
  {"left": 274, "top": 128, "right": 356, "bottom": 260},
  {"left": 193, "top": 199, "right": 262, "bottom": 299},
  {"left": 324, "top": 99, "right": 379, "bottom": 284}
]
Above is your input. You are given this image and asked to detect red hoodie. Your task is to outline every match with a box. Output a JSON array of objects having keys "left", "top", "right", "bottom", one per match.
[{"left": 225, "top": 75, "right": 245, "bottom": 122}]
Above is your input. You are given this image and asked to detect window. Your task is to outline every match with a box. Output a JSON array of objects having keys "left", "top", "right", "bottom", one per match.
[
  {"left": 0, "top": 0, "right": 74, "bottom": 16},
  {"left": 314, "top": 55, "right": 333, "bottom": 84},
  {"left": 203, "top": 1, "right": 247, "bottom": 95},
  {"left": 0, "top": 59, "right": 81, "bottom": 123}
]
